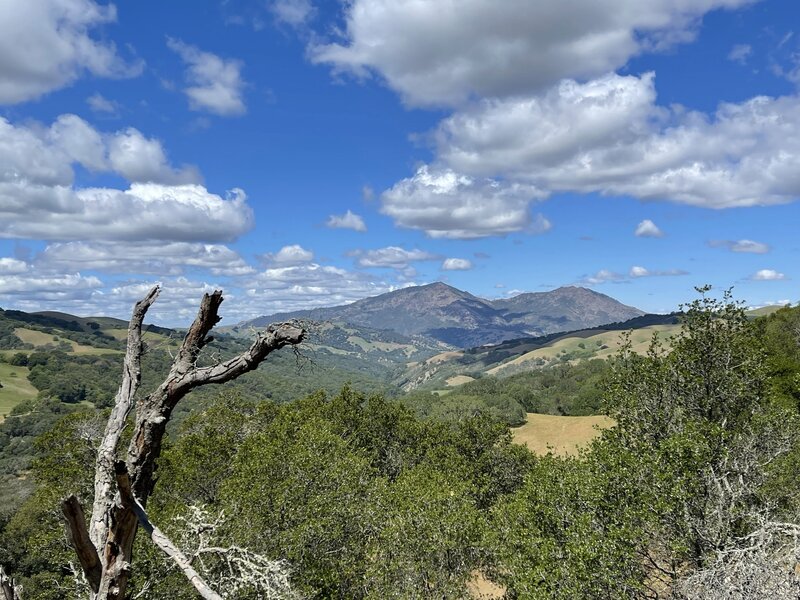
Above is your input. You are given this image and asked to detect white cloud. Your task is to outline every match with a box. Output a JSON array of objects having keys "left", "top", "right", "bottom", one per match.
[
  {"left": 381, "top": 166, "right": 547, "bottom": 238},
  {"left": 326, "top": 210, "right": 367, "bottom": 232},
  {"left": 350, "top": 246, "right": 438, "bottom": 269},
  {"left": 582, "top": 269, "right": 625, "bottom": 285},
  {"left": 107, "top": 128, "right": 201, "bottom": 184},
  {"left": 244, "top": 263, "right": 396, "bottom": 314},
  {"left": 583, "top": 265, "right": 687, "bottom": 284},
  {"left": 168, "top": 38, "right": 246, "bottom": 116},
  {"left": 629, "top": 265, "right": 688, "bottom": 277},
  {"left": 430, "top": 72, "right": 800, "bottom": 209},
  {"left": 259, "top": 245, "right": 314, "bottom": 266},
  {"left": 0, "top": 114, "right": 251, "bottom": 242},
  {"left": 0, "top": 272, "right": 101, "bottom": 295},
  {"left": 441, "top": 258, "right": 473, "bottom": 271},
  {"left": 37, "top": 241, "right": 254, "bottom": 276},
  {"left": 312, "top": 0, "right": 753, "bottom": 106},
  {"left": 87, "top": 93, "right": 119, "bottom": 114},
  {"left": 751, "top": 269, "right": 787, "bottom": 281},
  {"left": 728, "top": 43, "right": 752, "bottom": 64},
  {"left": 0, "top": 183, "right": 253, "bottom": 242},
  {"left": 635, "top": 219, "right": 664, "bottom": 238},
  {"left": 270, "top": 0, "right": 314, "bottom": 26},
  {"left": 0, "top": 0, "right": 142, "bottom": 104},
  {"left": 0, "top": 258, "right": 29, "bottom": 274},
  {"left": 709, "top": 239, "right": 770, "bottom": 253}
]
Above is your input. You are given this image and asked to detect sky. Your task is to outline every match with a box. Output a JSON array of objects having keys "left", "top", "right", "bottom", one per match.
[{"left": 0, "top": 0, "right": 798, "bottom": 325}]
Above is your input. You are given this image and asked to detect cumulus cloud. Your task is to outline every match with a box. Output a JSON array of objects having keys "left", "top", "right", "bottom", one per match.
[
  {"left": 709, "top": 239, "right": 770, "bottom": 253},
  {"left": 0, "top": 182, "right": 252, "bottom": 242},
  {"left": 441, "top": 258, "right": 473, "bottom": 271},
  {"left": 326, "top": 210, "right": 367, "bottom": 232},
  {"left": 751, "top": 269, "right": 787, "bottom": 281},
  {"left": 349, "top": 246, "right": 438, "bottom": 269},
  {"left": 0, "top": 272, "right": 101, "bottom": 296},
  {"left": 107, "top": 128, "right": 201, "bottom": 184},
  {"left": 37, "top": 241, "right": 254, "bottom": 276},
  {"left": 635, "top": 219, "right": 665, "bottom": 238},
  {"left": 168, "top": 38, "right": 246, "bottom": 116},
  {"left": 0, "top": 0, "right": 142, "bottom": 104},
  {"left": 381, "top": 166, "right": 547, "bottom": 238},
  {"left": 0, "top": 114, "right": 251, "bottom": 242},
  {"left": 312, "top": 0, "right": 753, "bottom": 106},
  {"left": 0, "top": 258, "right": 29, "bottom": 274},
  {"left": 0, "top": 113, "right": 200, "bottom": 184},
  {"left": 258, "top": 245, "right": 314, "bottom": 266},
  {"left": 244, "top": 263, "right": 396, "bottom": 314},
  {"left": 431, "top": 72, "right": 800, "bottom": 208}
]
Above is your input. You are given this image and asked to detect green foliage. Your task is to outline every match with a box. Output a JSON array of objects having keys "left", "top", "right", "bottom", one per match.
[
  {"left": 140, "top": 388, "right": 532, "bottom": 598},
  {"left": 485, "top": 287, "right": 800, "bottom": 597},
  {"left": 0, "top": 410, "right": 101, "bottom": 598},
  {"left": 402, "top": 359, "right": 609, "bottom": 424},
  {"left": 755, "top": 303, "right": 800, "bottom": 410}
]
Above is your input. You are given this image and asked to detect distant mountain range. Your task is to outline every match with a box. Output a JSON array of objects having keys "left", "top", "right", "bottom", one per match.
[{"left": 244, "top": 282, "right": 645, "bottom": 348}]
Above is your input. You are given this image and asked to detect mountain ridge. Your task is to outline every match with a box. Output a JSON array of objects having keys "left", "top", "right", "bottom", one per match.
[{"left": 244, "top": 282, "right": 645, "bottom": 348}]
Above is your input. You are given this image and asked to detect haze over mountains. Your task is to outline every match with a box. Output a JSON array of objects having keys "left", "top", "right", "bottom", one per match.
[{"left": 245, "top": 283, "right": 645, "bottom": 348}]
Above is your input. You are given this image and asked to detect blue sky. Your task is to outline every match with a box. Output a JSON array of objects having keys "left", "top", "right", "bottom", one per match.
[{"left": 0, "top": 0, "right": 798, "bottom": 324}]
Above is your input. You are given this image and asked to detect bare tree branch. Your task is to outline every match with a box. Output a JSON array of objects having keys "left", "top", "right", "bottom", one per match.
[
  {"left": 61, "top": 495, "right": 102, "bottom": 592},
  {"left": 114, "top": 462, "right": 223, "bottom": 600},
  {"left": 89, "top": 285, "right": 160, "bottom": 552},
  {"left": 59, "top": 287, "right": 306, "bottom": 599}
]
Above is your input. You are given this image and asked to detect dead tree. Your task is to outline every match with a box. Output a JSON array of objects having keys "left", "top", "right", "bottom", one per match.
[
  {"left": 0, "top": 565, "right": 22, "bottom": 600},
  {"left": 60, "top": 287, "right": 305, "bottom": 599}
]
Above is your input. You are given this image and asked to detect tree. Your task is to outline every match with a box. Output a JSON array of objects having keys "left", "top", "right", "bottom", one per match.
[
  {"left": 58, "top": 286, "right": 306, "bottom": 600},
  {"left": 602, "top": 287, "right": 800, "bottom": 591}
]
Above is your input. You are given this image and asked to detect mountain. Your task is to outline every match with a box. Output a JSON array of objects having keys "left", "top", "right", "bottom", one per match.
[
  {"left": 245, "top": 283, "right": 645, "bottom": 348},
  {"left": 491, "top": 286, "right": 646, "bottom": 334}
]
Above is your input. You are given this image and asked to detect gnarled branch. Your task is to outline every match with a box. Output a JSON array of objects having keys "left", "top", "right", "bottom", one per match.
[{"left": 61, "top": 287, "right": 306, "bottom": 599}]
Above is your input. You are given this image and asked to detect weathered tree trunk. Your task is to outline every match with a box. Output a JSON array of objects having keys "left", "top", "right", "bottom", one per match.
[
  {"left": 0, "top": 565, "right": 22, "bottom": 600},
  {"left": 61, "top": 287, "right": 305, "bottom": 599}
]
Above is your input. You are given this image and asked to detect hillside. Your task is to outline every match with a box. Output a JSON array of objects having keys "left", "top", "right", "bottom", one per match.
[
  {"left": 245, "top": 283, "right": 645, "bottom": 348},
  {"left": 396, "top": 312, "right": 682, "bottom": 391}
]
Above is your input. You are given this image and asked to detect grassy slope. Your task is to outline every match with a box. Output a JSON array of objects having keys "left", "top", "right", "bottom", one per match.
[
  {"left": 511, "top": 413, "right": 614, "bottom": 456},
  {"left": 13, "top": 327, "right": 120, "bottom": 355},
  {"left": 487, "top": 324, "right": 680, "bottom": 376},
  {"left": 0, "top": 363, "right": 37, "bottom": 422}
]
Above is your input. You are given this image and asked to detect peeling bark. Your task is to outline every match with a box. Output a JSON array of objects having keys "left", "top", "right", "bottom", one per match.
[{"left": 61, "top": 288, "right": 305, "bottom": 599}]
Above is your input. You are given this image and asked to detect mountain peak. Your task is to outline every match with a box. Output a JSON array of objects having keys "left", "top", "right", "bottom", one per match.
[{"left": 246, "top": 283, "right": 644, "bottom": 348}]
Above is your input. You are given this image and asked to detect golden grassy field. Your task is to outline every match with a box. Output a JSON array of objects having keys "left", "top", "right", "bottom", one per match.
[
  {"left": 511, "top": 412, "right": 615, "bottom": 456},
  {"left": 488, "top": 324, "right": 680, "bottom": 376}
]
